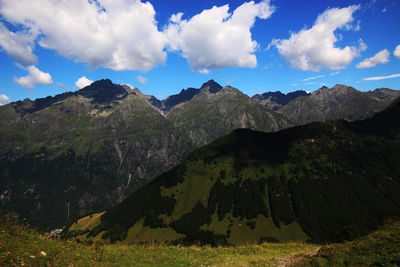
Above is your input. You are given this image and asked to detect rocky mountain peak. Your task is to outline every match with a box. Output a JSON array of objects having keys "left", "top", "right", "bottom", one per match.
[
  {"left": 311, "top": 84, "right": 356, "bottom": 96},
  {"left": 122, "top": 84, "right": 143, "bottom": 96},
  {"left": 78, "top": 79, "right": 127, "bottom": 104},
  {"left": 200, "top": 79, "right": 223, "bottom": 93},
  {"left": 252, "top": 90, "right": 309, "bottom": 110},
  {"left": 160, "top": 87, "right": 200, "bottom": 112}
]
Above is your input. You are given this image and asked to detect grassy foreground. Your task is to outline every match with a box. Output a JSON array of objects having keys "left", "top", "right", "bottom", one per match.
[
  {"left": 1, "top": 216, "right": 399, "bottom": 266},
  {"left": 0, "top": 215, "right": 318, "bottom": 267},
  {"left": 303, "top": 219, "right": 400, "bottom": 266}
]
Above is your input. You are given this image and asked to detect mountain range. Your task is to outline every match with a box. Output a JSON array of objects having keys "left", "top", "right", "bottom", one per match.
[
  {"left": 67, "top": 95, "right": 400, "bottom": 245},
  {"left": 0, "top": 79, "right": 399, "bottom": 230}
]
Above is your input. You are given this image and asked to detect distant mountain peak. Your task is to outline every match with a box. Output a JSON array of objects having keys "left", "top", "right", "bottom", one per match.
[
  {"left": 78, "top": 79, "right": 127, "bottom": 104},
  {"left": 200, "top": 79, "right": 223, "bottom": 93},
  {"left": 252, "top": 90, "right": 309, "bottom": 110},
  {"left": 122, "top": 84, "right": 143, "bottom": 96}
]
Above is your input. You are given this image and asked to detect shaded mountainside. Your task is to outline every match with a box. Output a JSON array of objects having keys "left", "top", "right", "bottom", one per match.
[
  {"left": 68, "top": 96, "right": 400, "bottom": 245},
  {"left": 252, "top": 90, "right": 310, "bottom": 110},
  {"left": 277, "top": 84, "right": 398, "bottom": 125},
  {"left": 0, "top": 79, "right": 289, "bottom": 230},
  {"left": 1, "top": 79, "right": 399, "bottom": 231},
  {"left": 0, "top": 80, "right": 193, "bottom": 230}
]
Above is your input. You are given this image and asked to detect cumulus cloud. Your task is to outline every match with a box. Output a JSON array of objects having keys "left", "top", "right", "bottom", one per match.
[
  {"left": 356, "top": 49, "right": 390, "bottom": 68},
  {"left": 0, "top": 94, "right": 11, "bottom": 105},
  {"left": 363, "top": 73, "right": 400, "bottom": 81},
  {"left": 0, "top": 23, "right": 37, "bottom": 66},
  {"left": 14, "top": 65, "right": 53, "bottom": 88},
  {"left": 164, "top": 0, "right": 275, "bottom": 73},
  {"left": 75, "top": 76, "right": 93, "bottom": 89},
  {"left": 272, "top": 5, "right": 363, "bottom": 71},
  {"left": 394, "top": 45, "right": 400, "bottom": 59},
  {"left": 0, "top": 0, "right": 167, "bottom": 71},
  {"left": 136, "top": 75, "right": 147, "bottom": 85}
]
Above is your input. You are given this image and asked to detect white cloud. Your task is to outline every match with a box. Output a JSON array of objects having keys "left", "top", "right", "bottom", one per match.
[
  {"left": 0, "top": 94, "right": 11, "bottom": 105},
  {"left": 272, "top": 5, "right": 363, "bottom": 71},
  {"left": 0, "top": 0, "right": 167, "bottom": 71},
  {"left": 302, "top": 75, "right": 325, "bottom": 81},
  {"left": 330, "top": 71, "right": 340, "bottom": 76},
  {"left": 164, "top": 0, "right": 275, "bottom": 73},
  {"left": 394, "top": 45, "right": 400, "bottom": 59},
  {"left": 75, "top": 76, "right": 93, "bottom": 89},
  {"left": 136, "top": 75, "right": 147, "bottom": 85},
  {"left": 356, "top": 49, "right": 390, "bottom": 68},
  {"left": 14, "top": 65, "right": 53, "bottom": 88},
  {"left": 0, "top": 23, "right": 37, "bottom": 66},
  {"left": 363, "top": 73, "right": 400, "bottom": 81}
]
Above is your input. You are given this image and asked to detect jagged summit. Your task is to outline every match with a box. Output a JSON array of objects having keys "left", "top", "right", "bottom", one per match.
[
  {"left": 252, "top": 90, "right": 309, "bottom": 110},
  {"left": 158, "top": 80, "right": 223, "bottom": 112},
  {"left": 160, "top": 87, "right": 200, "bottom": 112},
  {"left": 77, "top": 79, "right": 128, "bottom": 104},
  {"left": 200, "top": 79, "right": 223, "bottom": 93}
]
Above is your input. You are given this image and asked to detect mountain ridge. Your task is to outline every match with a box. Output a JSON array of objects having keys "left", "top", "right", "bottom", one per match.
[
  {"left": 67, "top": 95, "right": 400, "bottom": 245},
  {"left": 1, "top": 79, "right": 399, "bottom": 231}
]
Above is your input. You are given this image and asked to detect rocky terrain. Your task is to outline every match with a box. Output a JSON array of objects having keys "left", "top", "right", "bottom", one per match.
[
  {"left": 67, "top": 94, "right": 400, "bottom": 245},
  {"left": 1, "top": 79, "right": 399, "bottom": 231}
]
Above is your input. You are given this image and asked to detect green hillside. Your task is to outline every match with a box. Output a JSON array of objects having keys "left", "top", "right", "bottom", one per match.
[
  {"left": 0, "top": 80, "right": 193, "bottom": 230},
  {"left": 0, "top": 79, "right": 294, "bottom": 231},
  {"left": 68, "top": 97, "right": 400, "bottom": 244},
  {"left": 304, "top": 219, "right": 400, "bottom": 266},
  {"left": 1, "top": 79, "right": 399, "bottom": 233}
]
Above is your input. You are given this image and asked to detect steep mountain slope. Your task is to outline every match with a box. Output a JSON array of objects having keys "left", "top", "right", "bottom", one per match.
[
  {"left": 252, "top": 90, "right": 310, "bottom": 110},
  {"left": 167, "top": 84, "right": 293, "bottom": 146},
  {"left": 69, "top": 97, "right": 400, "bottom": 245},
  {"left": 278, "top": 84, "right": 387, "bottom": 125},
  {"left": 158, "top": 80, "right": 222, "bottom": 112},
  {"left": 366, "top": 87, "right": 400, "bottom": 105},
  {"left": 0, "top": 79, "right": 291, "bottom": 230},
  {"left": 0, "top": 80, "right": 193, "bottom": 230},
  {"left": 1, "top": 79, "right": 398, "bottom": 232}
]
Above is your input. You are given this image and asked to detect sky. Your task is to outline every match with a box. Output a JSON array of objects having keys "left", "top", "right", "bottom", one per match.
[{"left": 0, "top": 0, "right": 399, "bottom": 105}]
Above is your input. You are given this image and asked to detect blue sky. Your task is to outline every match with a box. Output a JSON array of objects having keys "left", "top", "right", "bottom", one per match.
[{"left": 0, "top": 0, "right": 399, "bottom": 105}]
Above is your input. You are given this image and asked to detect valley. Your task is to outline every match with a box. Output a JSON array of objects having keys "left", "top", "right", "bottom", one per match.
[
  {"left": 1, "top": 0, "right": 399, "bottom": 265},
  {"left": 1, "top": 79, "right": 398, "bottom": 231},
  {"left": 0, "top": 80, "right": 398, "bottom": 230}
]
